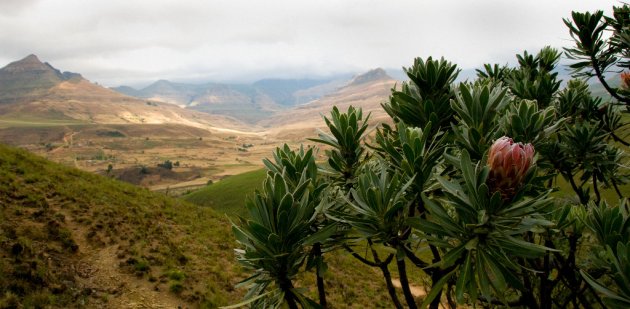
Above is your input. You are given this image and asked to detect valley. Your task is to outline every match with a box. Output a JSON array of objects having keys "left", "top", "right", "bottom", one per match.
[
  {"left": 0, "top": 54, "right": 416, "bottom": 309},
  {"left": 0, "top": 55, "right": 395, "bottom": 193}
]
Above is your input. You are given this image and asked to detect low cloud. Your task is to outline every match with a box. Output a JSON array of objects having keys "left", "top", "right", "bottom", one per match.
[{"left": 0, "top": 0, "right": 613, "bottom": 87}]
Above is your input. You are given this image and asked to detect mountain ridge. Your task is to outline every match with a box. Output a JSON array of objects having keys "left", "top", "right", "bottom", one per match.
[
  {"left": 0, "top": 54, "right": 252, "bottom": 133},
  {"left": 0, "top": 54, "right": 84, "bottom": 103},
  {"left": 112, "top": 78, "right": 341, "bottom": 124}
]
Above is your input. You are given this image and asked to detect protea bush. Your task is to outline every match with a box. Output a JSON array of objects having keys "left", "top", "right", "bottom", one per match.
[{"left": 231, "top": 3, "right": 630, "bottom": 308}]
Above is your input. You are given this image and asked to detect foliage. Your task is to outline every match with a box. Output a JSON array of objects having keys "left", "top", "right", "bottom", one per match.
[
  {"left": 382, "top": 57, "right": 459, "bottom": 136},
  {"left": 232, "top": 174, "right": 319, "bottom": 308},
  {"left": 231, "top": 4, "right": 630, "bottom": 309},
  {"left": 564, "top": 4, "right": 630, "bottom": 108},
  {"left": 183, "top": 169, "right": 266, "bottom": 217},
  {"left": 309, "top": 106, "right": 370, "bottom": 191},
  {"left": 158, "top": 159, "right": 173, "bottom": 170}
]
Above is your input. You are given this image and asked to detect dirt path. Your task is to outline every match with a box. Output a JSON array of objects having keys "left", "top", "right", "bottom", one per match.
[
  {"left": 50, "top": 130, "right": 80, "bottom": 154},
  {"left": 391, "top": 278, "right": 427, "bottom": 298},
  {"left": 61, "top": 210, "right": 187, "bottom": 308},
  {"left": 391, "top": 279, "right": 450, "bottom": 308},
  {"left": 149, "top": 177, "right": 210, "bottom": 192}
]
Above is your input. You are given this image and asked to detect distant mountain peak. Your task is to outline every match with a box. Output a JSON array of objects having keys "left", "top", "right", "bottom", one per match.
[
  {"left": 348, "top": 68, "right": 392, "bottom": 86},
  {"left": 0, "top": 54, "right": 84, "bottom": 103},
  {"left": 22, "top": 54, "right": 42, "bottom": 63},
  {"left": 2, "top": 54, "right": 48, "bottom": 72},
  {"left": 1, "top": 54, "right": 82, "bottom": 80}
]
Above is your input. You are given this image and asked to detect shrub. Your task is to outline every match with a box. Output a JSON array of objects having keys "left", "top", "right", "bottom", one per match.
[
  {"left": 230, "top": 4, "right": 630, "bottom": 308},
  {"left": 157, "top": 160, "right": 173, "bottom": 170}
]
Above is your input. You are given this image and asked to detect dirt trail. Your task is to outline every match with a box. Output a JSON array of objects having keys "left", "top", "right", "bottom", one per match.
[
  {"left": 391, "top": 279, "right": 450, "bottom": 308},
  {"left": 60, "top": 209, "right": 187, "bottom": 308},
  {"left": 391, "top": 278, "right": 427, "bottom": 298},
  {"left": 50, "top": 130, "right": 79, "bottom": 154}
]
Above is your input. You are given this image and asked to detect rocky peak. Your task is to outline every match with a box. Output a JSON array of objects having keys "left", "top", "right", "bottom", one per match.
[
  {"left": 2, "top": 54, "right": 48, "bottom": 73},
  {"left": 347, "top": 68, "right": 392, "bottom": 86},
  {"left": 0, "top": 54, "right": 84, "bottom": 102},
  {"left": 0, "top": 54, "right": 83, "bottom": 80}
]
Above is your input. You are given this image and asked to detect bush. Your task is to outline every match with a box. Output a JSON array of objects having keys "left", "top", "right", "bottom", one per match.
[
  {"left": 169, "top": 282, "right": 184, "bottom": 294},
  {"left": 230, "top": 4, "right": 630, "bottom": 308},
  {"left": 167, "top": 270, "right": 185, "bottom": 281},
  {"left": 157, "top": 160, "right": 173, "bottom": 170}
]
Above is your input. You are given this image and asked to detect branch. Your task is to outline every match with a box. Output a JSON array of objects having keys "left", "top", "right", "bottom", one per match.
[
  {"left": 561, "top": 169, "right": 589, "bottom": 205},
  {"left": 591, "top": 54, "right": 630, "bottom": 106},
  {"left": 592, "top": 174, "right": 601, "bottom": 205},
  {"left": 343, "top": 244, "right": 380, "bottom": 267},
  {"left": 402, "top": 246, "right": 430, "bottom": 269},
  {"left": 612, "top": 178, "right": 624, "bottom": 199},
  {"left": 611, "top": 131, "right": 630, "bottom": 146}
]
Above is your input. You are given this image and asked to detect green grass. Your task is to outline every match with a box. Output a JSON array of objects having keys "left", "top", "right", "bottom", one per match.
[
  {"left": 0, "top": 142, "right": 243, "bottom": 307},
  {"left": 0, "top": 118, "right": 86, "bottom": 128},
  {"left": 0, "top": 111, "right": 86, "bottom": 128},
  {"left": 182, "top": 168, "right": 266, "bottom": 217},
  {"left": 0, "top": 143, "right": 416, "bottom": 308}
]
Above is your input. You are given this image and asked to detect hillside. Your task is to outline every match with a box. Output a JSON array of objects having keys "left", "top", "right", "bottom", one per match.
[
  {"left": 182, "top": 169, "right": 266, "bottom": 217},
  {"left": 0, "top": 143, "right": 424, "bottom": 308},
  {"left": 252, "top": 78, "right": 335, "bottom": 106},
  {"left": 261, "top": 68, "right": 397, "bottom": 140},
  {"left": 0, "top": 142, "right": 242, "bottom": 308},
  {"left": 0, "top": 55, "right": 250, "bottom": 133}
]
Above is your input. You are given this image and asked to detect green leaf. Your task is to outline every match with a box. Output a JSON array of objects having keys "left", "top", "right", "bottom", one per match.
[
  {"left": 455, "top": 252, "right": 472, "bottom": 303},
  {"left": 421, "top": 268, "right": 456, "bottom": 308},
  {"left": 220, "top": 290, "right": 276, "bottom": 309},
  {"left": 303, "top": 223, "right": 338, "bottom": 246}
]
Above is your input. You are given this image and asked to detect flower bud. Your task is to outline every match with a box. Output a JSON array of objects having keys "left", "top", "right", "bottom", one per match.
[{"left": 486, "top": 136, "right": 534, "bottom": 200}]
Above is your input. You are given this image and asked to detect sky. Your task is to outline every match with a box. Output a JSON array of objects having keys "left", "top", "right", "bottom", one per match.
[{"left": 0, "top": 0, "right": 615, "bottom": 87}]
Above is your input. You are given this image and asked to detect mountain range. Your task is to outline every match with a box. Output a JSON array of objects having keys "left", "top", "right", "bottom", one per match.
[
  {"left": 112, "top": 75, "right": 353, "bottom": 124},
  {"left": 0, "top": 54, "right": 396, "bottom": 132},
  {"left": 0, "top": 55, "right": 250, "bottom": 132}
]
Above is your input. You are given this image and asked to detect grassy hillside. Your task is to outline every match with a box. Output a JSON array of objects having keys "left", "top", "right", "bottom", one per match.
[
  {"left": 1, "top": 144, "right": 415, "bottom": 308},
  {"left": 0, "top": 143, "right": 242, "bottom": 308},
  {"left": 182, "top": 169, "right": 266, "bottom": 217}
]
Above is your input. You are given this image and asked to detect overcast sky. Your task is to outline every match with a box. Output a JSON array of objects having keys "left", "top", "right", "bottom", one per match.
[{"left": 0, "top": 0, "right": 615, "bottom": 87}]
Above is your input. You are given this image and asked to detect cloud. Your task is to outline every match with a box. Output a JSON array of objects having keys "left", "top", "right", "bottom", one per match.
[
  {"left": 0, "top": 0, "right": 614, "bottom": 87},
  {"left": 0, "top": 0, "right": 41, "bottom": 16}
]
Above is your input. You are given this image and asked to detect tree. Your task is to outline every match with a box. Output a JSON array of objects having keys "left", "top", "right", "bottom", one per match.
[{"left": 158, "top": 160, "right": 173, "bottom": 170}]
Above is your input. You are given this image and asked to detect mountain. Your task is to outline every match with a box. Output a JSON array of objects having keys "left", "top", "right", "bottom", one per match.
[
  {"left": 114, "top": 80, "right": 205, "bottom": 107},
  {"left": 0, "top": 55, "right": 250, "bottom": 132},
  {"left": 0, "top": 54, "right": 82, "bottom": 103},
  {"left": 114, "top": 80, "right": 276, "bottom": 123},
  {"left": 113, "top": 78, "right": 344, "bottom": 124},
  {"left": 261, "top": 68, "right": 397, "bottom": 140},
  {"left": 346, "top": 68, "right": 390, "bottom": 86},
  {"left": 252, "top": 78, "right": 333, "bottom": 106}
]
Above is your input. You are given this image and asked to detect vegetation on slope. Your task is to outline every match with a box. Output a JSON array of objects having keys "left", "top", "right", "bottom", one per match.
[
  {"left": 182, "top": 169, "right": 266, "bottom": 217},
  {"left": 0, "top": 143, "right": 242, "bottom": 308},
  {"left": 0, "top": 143, "right": 415, "bottom": 308}
]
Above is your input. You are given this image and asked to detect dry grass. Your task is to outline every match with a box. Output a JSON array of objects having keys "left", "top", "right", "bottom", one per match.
[{"left": 0, "top": 143, "right": 245, "bottom": 308}]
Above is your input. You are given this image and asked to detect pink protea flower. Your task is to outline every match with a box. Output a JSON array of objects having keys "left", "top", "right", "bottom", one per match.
[
  {"left": 486, "top": 136, "right": 535, "bottom": 200},
  {"left": 621, "top": 72, "right": 630, "bottom": 90}
]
